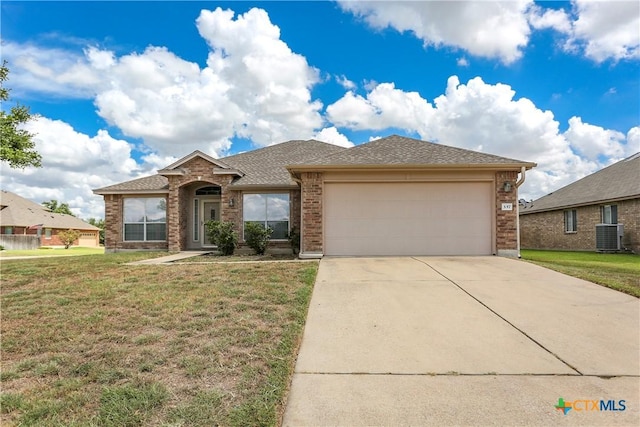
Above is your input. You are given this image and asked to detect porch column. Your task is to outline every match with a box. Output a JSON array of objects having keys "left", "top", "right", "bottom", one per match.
[
  {"left": 300, "top": 172, "right": 324, "bottom": 258},
  {"left": 167, "top": 180, "right": 181, "bottom": 252}
]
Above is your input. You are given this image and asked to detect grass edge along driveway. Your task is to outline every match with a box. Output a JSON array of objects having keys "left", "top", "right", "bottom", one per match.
[
  {"left": 0, "top": 253, "right": 317, "bottom": 427},
  {"left": 520, "top": 249, "right": 639, "bottom": 298}
]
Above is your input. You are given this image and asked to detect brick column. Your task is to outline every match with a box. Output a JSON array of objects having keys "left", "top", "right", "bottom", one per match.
[
  {"left": 496, "top": 171, "right": 519, "bottom": 256},
  {"left": 167, "top": 178, "right": 181, "bottom": 252},
  {"left": 300, "top": 172, "right": 323, "bottom": 257}
]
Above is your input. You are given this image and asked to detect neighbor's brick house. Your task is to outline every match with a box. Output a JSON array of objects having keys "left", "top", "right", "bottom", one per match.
[
  {"left": 94, "top": 135, "right": 535, "bottom": 257},
  {"left": 520, "top": 153, "right": 640, "bottom": 253},
  {"left": 0, "top": 190, "right": 100, "bottom": 248}
]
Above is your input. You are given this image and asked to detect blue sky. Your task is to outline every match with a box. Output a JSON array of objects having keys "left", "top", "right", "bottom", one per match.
[{"left": 1, "top": 1, "right": 639, "bottom": 219}]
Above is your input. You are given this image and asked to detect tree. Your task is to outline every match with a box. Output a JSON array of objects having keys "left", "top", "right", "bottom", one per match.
[
  {"left": 0, "top": 61, "right": 41, "bottom": 169},
  {"left": 58, "top": 229, "right": 81, "bottom": 249},
  {"left": 42, "top": 200, "right": 75, "bottom": 216},
  {"left": 87, "top": 218, "right": 105, "bottom": 245}
]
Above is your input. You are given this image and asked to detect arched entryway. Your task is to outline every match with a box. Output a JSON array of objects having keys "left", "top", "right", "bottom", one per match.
[{"left": 187, "top": 184, "right": 222, "bottom": 249}]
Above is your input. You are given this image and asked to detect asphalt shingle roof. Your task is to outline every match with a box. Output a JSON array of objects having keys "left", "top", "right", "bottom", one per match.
[
  {"left": 93, "top": 175, "right": 169, "bottom": 193},
  {"left": 223, "top": 139, "right": 347, "bottom": 187},
  {"left": 0, "top": 190, "right": 100, "bottom": 230},
  {"left": 521, "top": 152, "right": 640, "bottom": 214},
  {"left": 94, "top": 135, "right": 535, "bottom": 193},
  {"left": 291, "top": 135, "right": 534, "bottom": 167}
]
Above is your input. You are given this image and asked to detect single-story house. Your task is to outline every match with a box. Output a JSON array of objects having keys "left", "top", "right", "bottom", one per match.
[
  {"left": 93, "top": 135, "right": 536, "bottom": 257},
  {"left": 520, "top": 152, "right": 640, "bottom": 253},
  {"left": 0, "top": 190, "right": 101, "bottom": 248}
]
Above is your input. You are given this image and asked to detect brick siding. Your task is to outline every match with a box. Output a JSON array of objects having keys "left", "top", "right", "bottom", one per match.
[
  {"left": 520, "top": 198, "right": 639, "bottom": 253},
  {"left": 495, "top": 171, "right": 519, "bottom": 252},
  {"left": 102, "top": 155, "right": 302, "bottom": 253},
  {"left": 300, "top": 172, "right": 323, "bottom": 254}
]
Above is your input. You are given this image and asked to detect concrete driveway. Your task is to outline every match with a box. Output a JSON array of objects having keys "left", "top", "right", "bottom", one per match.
[{"left": 282, "top": 257, "right": 639, "bottom": 426}]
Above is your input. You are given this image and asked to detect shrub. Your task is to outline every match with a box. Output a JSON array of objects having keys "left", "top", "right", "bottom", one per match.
[
  {"left": 244, "top": 222, "right": 273, "bottom": 255},
  {"left": 288, "top": 226, "right": 300, "bottom": 255},
  {"left": 205, "top": 221, "right": 237, "bottom": 256},
  {"left": 58, "top": 229, "right": 81, "bottom": 249}
]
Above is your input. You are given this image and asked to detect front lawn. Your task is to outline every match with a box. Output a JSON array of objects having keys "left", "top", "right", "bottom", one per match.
[
  {"left": 0, "top": 247, "right": 105, "bottom": 258},
  {"left": 0, "top": 253, "right": 317, "bottom": 426},
  {"left": 520, "top": 250, "right": 639, "bottom": 297}
]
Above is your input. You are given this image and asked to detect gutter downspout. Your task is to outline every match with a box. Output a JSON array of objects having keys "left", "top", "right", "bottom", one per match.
[{"left": 515, "top": 166, "right": 526, "bottom": 258}]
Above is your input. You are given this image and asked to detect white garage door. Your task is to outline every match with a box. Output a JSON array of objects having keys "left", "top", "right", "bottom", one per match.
[{"left": 324, "top": 182, "right": 493, "bottom": 256}]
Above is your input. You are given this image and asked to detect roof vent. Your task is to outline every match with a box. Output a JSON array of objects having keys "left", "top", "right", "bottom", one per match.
[{"left": 595, "top": 224, "right": 623, "bottom": 252}]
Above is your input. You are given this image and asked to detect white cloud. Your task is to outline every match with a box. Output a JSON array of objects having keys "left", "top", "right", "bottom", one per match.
[
  {"left": 338, "top": 0, "right": 533, "bottom": 64},
  {"left": 3, "top": 7, "right": 325, "bottom": 157},
  {"left": 325, "top": 75, "right": 636, "bottom": 200},
  {"left": 0, "top": 117, "right": 155, "bottom": 219},
  {"left": 457, "top": 57, "right": 469, "bottom": 67},
  {"left": 528, "top": 5, "right": 572, "bottom": 33},
  {"left": 196, "top": 7, "right": 323, "bottom": 146},
  {"left": 336, "top": 75, "right": 356, "bottom": 90},
  {"left": 313, "top": 127, "right": 354, "bottom": 148},
  {"left": 566, "top": 0, "right": 640, "bottom": 62},
  {"left": 326, "top": 83, "right": 434, "bottom": 133},
  {"left": 564, "top": 116, "right": 628, "bottom": 161}
]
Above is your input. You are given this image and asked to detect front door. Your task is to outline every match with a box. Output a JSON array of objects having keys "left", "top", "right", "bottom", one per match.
[{"left": 202, "top": 201, "right": 220, "bottom": 247}]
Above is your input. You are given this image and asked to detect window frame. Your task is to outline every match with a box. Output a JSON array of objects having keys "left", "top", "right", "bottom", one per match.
[
  {"left": 123, "top": 197, "right": 167, "bottom": 242},
  {"left": 564, "top": 209, "right": 577, "bottom": 233},
  {"left": 242, "top": 193, "right": 290, "bottom": 240}
]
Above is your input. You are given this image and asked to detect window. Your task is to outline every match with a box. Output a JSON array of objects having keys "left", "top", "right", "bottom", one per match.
[
  {"left": 601, "top": 205, "right": 617, "bottom": 224},
  {"left": 564, "top": 210, "right": 577, "bottom": 233},
  {"left": 195, "top": 186, "right": 221, "bottom": 196},
  {"left": 123, "top": 198, "right": 167, "bottom": 241},
  {"left": 243, "top": 193, "right": 289, "bottom": 239},
  {"left": 193, "top": 199, "right": 199, "bottom": 241},
  {"left": 3, "top": 226, "right": 12, "bottom": 235},
  {"left": 45, "top": 228, "right": 52, "bottom": 239}
]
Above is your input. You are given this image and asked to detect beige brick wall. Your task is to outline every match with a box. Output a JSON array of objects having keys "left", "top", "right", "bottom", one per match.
[{"left": 520, "top": 198, "right": 640, "bottom": 253}]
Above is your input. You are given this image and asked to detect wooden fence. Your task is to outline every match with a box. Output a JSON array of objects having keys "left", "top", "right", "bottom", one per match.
[{"left": 0, "top": 235, "right": 41, "bottom": 250}]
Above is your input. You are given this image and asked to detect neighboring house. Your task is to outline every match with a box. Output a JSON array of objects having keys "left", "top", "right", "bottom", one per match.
[
  {"left": 93, "top": 135, "right": 535, "bottom": 257},
  {"left": 520, "top": 153, "right": 640, "bottom": 253},
  {"left": 0, "top": 190, "right": 101, "bottom": 247}
]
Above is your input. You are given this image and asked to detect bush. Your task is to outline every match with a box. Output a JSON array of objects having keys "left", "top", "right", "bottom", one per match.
[
  {"left": 288, "top": 226, "right": 300, "bottom": 255},
  {"left": 58, "top": 229, "right": 81, "bottom": 249},
  {"left": 205, "top": 221, "right": 237, "bottom": 256},
  {"left": 244, "top": 222, "right": 273, "bottom": 255}
]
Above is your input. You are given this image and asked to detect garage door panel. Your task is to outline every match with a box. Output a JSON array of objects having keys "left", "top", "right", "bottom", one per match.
[{"left": 325, "top": 182, "right": 492, "bottom": 256}]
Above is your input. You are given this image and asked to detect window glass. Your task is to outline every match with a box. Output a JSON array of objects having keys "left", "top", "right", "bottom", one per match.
[
  {"left": 244, "top": 194, "right": 266, "bottom": 221},
  {"left": 243, "top": 193, "right": 289, "bottom": 239},
  {"left": 4, "top": 226, "right": 13, "bottom": 235},
  {"left": 124, "top": 197, "right": 166, "bottom": 241},
  {"left": 564, "top": 210, "right": 577, "bottom": 232},
  {"left": 601, "top": 205, "right": 617, "bottom": 224}
]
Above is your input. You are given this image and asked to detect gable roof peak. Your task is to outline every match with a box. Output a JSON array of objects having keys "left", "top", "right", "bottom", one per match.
[{"left": 158, "top": 150, "right": 234, "bottom": 173}]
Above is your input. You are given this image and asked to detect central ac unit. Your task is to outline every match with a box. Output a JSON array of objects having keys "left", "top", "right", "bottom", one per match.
[{"left": 595, "top": 224, "right": 624, "bottom": 251}]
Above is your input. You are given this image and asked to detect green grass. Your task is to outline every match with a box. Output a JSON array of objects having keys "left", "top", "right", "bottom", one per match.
[
  {"left": 0, "top": 253, "right": 318, "bottom": 426},
  {"left": 520, "top": 250, "right": 640, "bottom": 297},
  {"left": 0, "top": 246, "right": 105, "bottom": 257}
]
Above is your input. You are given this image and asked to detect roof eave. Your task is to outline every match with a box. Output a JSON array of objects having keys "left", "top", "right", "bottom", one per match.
[
  {"left": 520, "top": 194, "right": 640, "bottom": 215},
  {"left": 287, "top": 162, "right": 536, "bottom": 173},
  {"left": 93, "top": 189, "right": 170, "bottom": 196},
  {"left": 227, "top": 183, "right": 299, "bottom": 190}
]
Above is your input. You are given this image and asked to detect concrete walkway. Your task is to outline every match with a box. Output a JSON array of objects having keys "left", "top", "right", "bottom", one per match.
[
  {"left": 126, "top": 251, "right": 211, "bottom": 265},
  {"left": 283, "top": 257, "right": 640, "bottom": 426}
]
